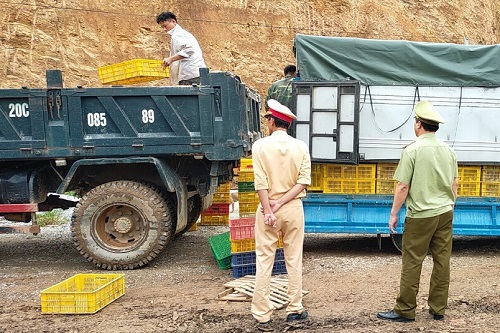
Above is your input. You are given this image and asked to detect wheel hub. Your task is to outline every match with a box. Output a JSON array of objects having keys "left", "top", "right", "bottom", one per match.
[{"left": 114, "top": 216, "right": 133, "bottom": 234}]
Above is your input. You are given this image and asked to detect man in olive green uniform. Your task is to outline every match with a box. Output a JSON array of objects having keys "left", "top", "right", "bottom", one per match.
[
  {"left": 377, "top": 100, "right": 458, "bottom": 322},
  {"left": 265, "top": 65, "right": 296, "bottom": 111},
  {"left": 251, "top": 99, "right": 311, "bottom": 326}
]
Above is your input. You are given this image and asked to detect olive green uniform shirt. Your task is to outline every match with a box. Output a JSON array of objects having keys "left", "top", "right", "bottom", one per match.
[
  {"left": 394, "top": 133, "right": 458, "bottom": 218},
  {"left": 265, "top": 75, "right": 295, "bottom": 110}
]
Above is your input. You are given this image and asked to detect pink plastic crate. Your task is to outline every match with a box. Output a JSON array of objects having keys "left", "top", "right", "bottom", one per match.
[{"left": 229, "top": 217, "right": 255, "bottom": 241}]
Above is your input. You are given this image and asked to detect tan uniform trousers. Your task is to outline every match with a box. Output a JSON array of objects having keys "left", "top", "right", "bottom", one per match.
[
  {"left": 251, "top": 198, "right": 305, "bottom": 323},
  {"left": 394, "top": 210, "right": 453, "bottom": 319}
]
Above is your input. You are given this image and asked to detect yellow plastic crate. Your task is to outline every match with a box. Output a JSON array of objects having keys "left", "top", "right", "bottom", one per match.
[
  {"left": 308, "top": 164, "right": 324, "bottom": 192},
  {"left": 217, "top": 183, "right": 231, "bottom": 193},
  {"left": 40, "top": 274, "right": 125, "bottom": 314},
  {"left": 98, "top": 59, "right": 169, "bottom": 85},
  {"left": 238, "top": 191, "right": 259, "bottom": 204},
  {"left": 238, "top": 171, "right": 254, "bottom": 182},
  {"left": 239, "top": 158, "right": 254, "bottom": 172},
  {"left": 376, "top": 163, "right": 398, "bottom": 179},
  {"left": 376, "top": 179, "right": 397, "bottom": 194},
  {"left": 200, "top": 214, "right": 229, "bottom": 226},
  {"left": 481, "top": 166, "right": 500, "bottom": 182},
  {"left": 458, "top": 166, "right": 481, "bottom": 182},
  {"left": 231, "top": 237, "right": 283, "bottom": 253},
  {"left": 212, "top": 192, "right": 230, "bottom": 204},
  {"left": 324, "top": 164, "right": 376, "bottom": 180},
  {"left": 323, "top": 179, "right": 375, "bottom": 194},
  {"left": 239, "top": 202, "right": 259, "bottom": 215},
  {"left": 481, "top": 182, "right": 500, "bottom": 197}
]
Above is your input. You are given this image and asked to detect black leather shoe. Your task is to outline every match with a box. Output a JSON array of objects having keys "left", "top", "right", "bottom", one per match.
[
  {"left": 429, "top": 309, "right": 444, "bottom": 320},
  {"left": 377, "top": 310, "right": 414, "bottom": 322},
  {"left": 286, "top": 310, "right": 308, "bottom": 322}
]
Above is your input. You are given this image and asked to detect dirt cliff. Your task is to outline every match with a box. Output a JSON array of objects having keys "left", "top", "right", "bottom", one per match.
[{"left": 1, "top": 0, "right": 499, "bottom": 97}]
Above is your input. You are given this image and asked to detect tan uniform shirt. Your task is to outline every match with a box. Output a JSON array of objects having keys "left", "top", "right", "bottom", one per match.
[{"left": 252, "top": 131, "right": 311, "bottom": 199}]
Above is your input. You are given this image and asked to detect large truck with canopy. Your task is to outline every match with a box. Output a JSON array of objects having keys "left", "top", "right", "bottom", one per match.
[
  {"left": 292, "top": 34, "right": 500, "bottom": 249},
  {"left": 0, "top": 68, "right": 262, "bottom": 269}
]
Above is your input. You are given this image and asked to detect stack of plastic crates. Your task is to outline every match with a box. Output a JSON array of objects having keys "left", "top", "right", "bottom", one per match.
[
  {"left": 238, "top": 158, "right": 259, "bottom": 217},
  {"left": 457, "top": 165, "right": 481, "bottom": 197},
  {"left": 200, "top": 183, "right": 231, "bottom": 226},
  {"left": 481, "top": 165, "right": 500, "bottom": 197},
  {"left": 323, "top": 164, "right": 376, "bottom": 194},
  {"left": 375, "top": 163, "right": 398, "bottom": 194},
  {"left": 229, "top": 217, "right": 286, "bottom": 278}
]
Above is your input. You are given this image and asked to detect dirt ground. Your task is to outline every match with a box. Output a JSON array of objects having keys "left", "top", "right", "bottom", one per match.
[{"left": 0, "top": 206, "right": 499, "bottom": 333}]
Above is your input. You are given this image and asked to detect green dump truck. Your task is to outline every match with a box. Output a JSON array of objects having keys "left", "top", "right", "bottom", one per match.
[{"left": 0, "top": 68, "right": 262, "bottom": 269}]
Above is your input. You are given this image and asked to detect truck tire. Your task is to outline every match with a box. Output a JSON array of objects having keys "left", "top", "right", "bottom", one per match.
[
  {"left": 178, "top": 194, "right": 202, "bottom": 236},
  {"left": 71, "top": 181, "right": 174, "bottom": 270}
]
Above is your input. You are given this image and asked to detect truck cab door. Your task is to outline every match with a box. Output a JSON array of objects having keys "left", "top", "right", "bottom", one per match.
[{"left": 292, "top": 81, "right": 360, "bottom": 164}]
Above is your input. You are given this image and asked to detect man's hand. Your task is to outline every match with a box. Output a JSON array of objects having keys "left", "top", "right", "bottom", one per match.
[
  {"left": 263, "top": 212, "right": 277, "bottom": 227},
  {"left": 388, "top": 214, "right": 398, "bottom": 234},
  {"left": 162, "top": 57, "right": 173, "bottom": 68},
  {"left": 260, "top": 199, "right": 282, "bottom": 214}
]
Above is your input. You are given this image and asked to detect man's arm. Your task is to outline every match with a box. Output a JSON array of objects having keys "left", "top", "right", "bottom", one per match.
[
  {"left": 163, "top": 54, "right": 184, "bottom": 67},
  {"left": 451, "top": 177, "right": 458, "bottom": 208},
  {"left": 389, "top": 181, "right": 409, "bottom": 234},
  {"left": 268, "top": 184, "right": 307, "bottom": 214}
]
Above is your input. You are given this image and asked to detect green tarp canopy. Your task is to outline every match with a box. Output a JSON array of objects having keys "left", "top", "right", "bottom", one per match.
[{"left": 294, "top": 34, "right": 500, "bottom": 86}]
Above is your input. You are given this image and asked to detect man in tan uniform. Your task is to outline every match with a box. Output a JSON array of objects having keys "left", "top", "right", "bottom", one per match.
[
  {"left": 251, "top": 99, "right": 311, "bottom": 326},
  {"left": 377, "top": 100, "right": 458, "bottom": 322}
]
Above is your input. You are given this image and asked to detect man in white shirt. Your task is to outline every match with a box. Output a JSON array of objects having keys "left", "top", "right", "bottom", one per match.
[{"left": 156, "top": 12, "right": 207, "bottom": 85}]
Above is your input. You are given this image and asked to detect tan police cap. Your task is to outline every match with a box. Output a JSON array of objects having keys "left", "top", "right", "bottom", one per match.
[
  {"left": 266, "top": 99, "right": 297, "bottom": 123},
  {"left": 415, "top": 100, "right": 445, "bottom": 124}
]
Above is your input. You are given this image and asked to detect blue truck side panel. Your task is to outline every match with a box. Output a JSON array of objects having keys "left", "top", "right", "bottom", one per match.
[{"left": 303, "top": 194, "right": 500, "bottom": 236}]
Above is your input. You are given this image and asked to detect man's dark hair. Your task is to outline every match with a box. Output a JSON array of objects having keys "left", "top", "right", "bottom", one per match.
[
  {"left": 156, "top": 12, "right": 177, "bottom": 24},
  {"left": 421, "top": 121, "right": 439, "bottom": 132},
  {"left": 266, "top": 115, "right": 291, "bottom": 129},
  {"left": 284, "top": 65, "right": 297, "bottom": 76}
]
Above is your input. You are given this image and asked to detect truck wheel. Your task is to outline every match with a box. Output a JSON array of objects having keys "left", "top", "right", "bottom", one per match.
[
  {"left": 71, "top": 181, "right": 174, "bottom": 270},
  {"left": 178, "top": 194, "right": 202, "bottom": 235}
]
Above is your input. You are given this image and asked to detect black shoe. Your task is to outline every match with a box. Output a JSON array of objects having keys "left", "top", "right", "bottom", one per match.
[
  {"left": 286, "top": 310, "right": 308, "bottom": 322},
  {"left": 377, "top": 310, "right": 414, "bottom": 322},
  {"left": 429, "top": 309, "right": 444, "bottom": 320}
]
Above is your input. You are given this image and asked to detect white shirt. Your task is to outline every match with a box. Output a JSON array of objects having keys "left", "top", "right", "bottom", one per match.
[{"left": 167, "top": 24, "right": 206, "bottom": 84}]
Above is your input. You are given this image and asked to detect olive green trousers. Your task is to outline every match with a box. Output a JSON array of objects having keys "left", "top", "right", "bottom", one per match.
[{"left": 394, "top": 210, "right": 453, "bottom": 319}]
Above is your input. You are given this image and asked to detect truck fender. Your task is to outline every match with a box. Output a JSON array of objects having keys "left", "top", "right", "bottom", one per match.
[{"left": 57, "top": 157, "right": 189, "bottom": 233}]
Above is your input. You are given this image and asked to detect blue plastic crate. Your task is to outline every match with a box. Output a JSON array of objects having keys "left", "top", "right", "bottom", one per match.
[
  {"left": 231, "top": 248, "right": 285, "bottom": 266},
  {"left": 232, "top": 260, "right": 287, "bottom": 278},
  {"left": 209, "top": 232, "right": 231, "bottom": 270}
]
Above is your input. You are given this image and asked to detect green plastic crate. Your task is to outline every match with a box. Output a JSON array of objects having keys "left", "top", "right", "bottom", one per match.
[{"left": 209, "top": 232, "right": 231, "bottom": 270}]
